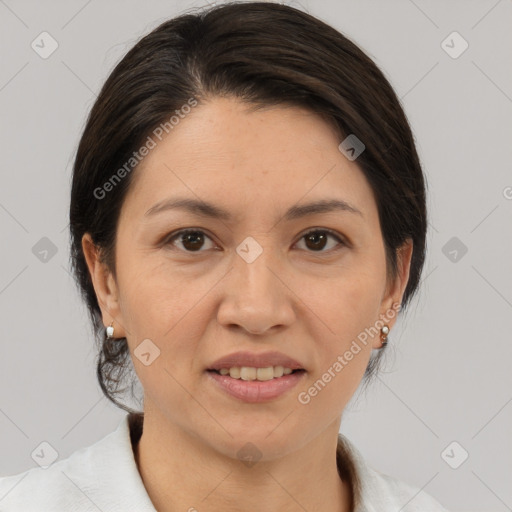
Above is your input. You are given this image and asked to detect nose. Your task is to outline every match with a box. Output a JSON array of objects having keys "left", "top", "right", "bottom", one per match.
[{"left": 216, "top": 241, "right": 295, "bottom": 335}]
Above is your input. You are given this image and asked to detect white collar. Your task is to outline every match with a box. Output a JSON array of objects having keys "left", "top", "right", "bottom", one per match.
[{"left": 0, "top": 413, "right": 448, "bottom": 511}]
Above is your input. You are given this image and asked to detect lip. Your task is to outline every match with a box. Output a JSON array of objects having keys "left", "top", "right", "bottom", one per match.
[
  {"left": 206, "top": 370, "right": 306, "bottom": 403},
  {"left": 207, "top": 350, "right": 305, "bottom": 371}
]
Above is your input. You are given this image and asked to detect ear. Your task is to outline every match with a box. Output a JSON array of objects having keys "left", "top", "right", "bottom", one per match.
[
  {"left": 375, "top": 238, "right": 414, "bottom": 345},
  {"left": 82, "top": 233, "right": 127, "bottom": 338}
]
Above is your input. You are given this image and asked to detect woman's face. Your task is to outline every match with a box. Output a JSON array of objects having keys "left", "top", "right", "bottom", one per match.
[{"left": 85, "top": 96, "right": 411, "bottom": 460}]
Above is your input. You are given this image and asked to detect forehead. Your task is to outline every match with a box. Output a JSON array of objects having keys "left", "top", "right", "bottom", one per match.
[{"left": 121, "top": 97, "right": 377, "bottom": 225}]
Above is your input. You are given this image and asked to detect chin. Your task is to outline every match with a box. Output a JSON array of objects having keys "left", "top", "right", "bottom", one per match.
[{"left": 200, "top": 418, "right": 308, "bottom": 463}]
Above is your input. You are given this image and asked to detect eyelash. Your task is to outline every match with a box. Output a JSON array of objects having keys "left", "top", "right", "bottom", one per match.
[{"left": 163, "top": 228, "right": 346, "bottom": 255}]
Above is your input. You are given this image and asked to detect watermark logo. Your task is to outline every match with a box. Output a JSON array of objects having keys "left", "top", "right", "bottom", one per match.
[
  {"left": 442, "top": 236, "right": 468, "bottom": 263},
  {"left": 338, "top": 134, "right": 365, "bottom": 161},
  {"left": 134, "top": 338, "right": 161, "bottom": 366},
  {"left": 237, "top": 442, "right": 262, "bottom": 468},
  {"left": 31, "top": 31, "right": 59, "bottom": 59},
  {"left": 441, "top": 441, "right": 469, "bottom": 469},
  {"left": 441, "top": 31, "right": 469, "bottom": 59},
  {"left": 31, "top": 441, "right": 59, "bottom": 468},
  {"left": 32, "top": 237, "right": 58, "bottom": 263},
  {"left": 236, "top": 236, "right": 264, "bottom": 264}
]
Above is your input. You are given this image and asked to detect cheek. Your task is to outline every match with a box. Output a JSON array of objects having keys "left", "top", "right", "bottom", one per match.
[
  {"left": 121, "top": 278, "right": 210, "bottom": 418},
  {"left": 296, "top": 277, "right": 378, "bottom": 420},
  {"left": 116, "top": 252, "right": 197, "bottom": 333},
  {"left": 117, "top": 257, "right": 220, "bottom": 379},
  {"left": 296, "top": 264, "right": 384, "bottom": 408},
  {"left": 307, "top": 262, "right": 386, "bottom": 344}
]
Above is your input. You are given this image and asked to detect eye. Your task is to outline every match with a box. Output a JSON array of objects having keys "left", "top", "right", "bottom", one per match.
[
  {"left": 164, "top": 228, "right": 345, "bottom": 254},
  {"left": 165, "top": 229, "right": 215, "bottom": 253},
  {"left": 294, "top": 228, "right": 345, "bottom": 253}
]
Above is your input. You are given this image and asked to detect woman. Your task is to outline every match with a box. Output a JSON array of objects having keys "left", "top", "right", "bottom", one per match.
[{"left": 0, "top": 2, "right": 449, "bottom": 510}]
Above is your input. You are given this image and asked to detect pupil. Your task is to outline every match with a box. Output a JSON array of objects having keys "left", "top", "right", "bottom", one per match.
[
  {"left": 306, "top": 232, "right": 326, "bottom": 251},
  {"left": 183, "top": 232, "right": 203, "bottom": 251}
]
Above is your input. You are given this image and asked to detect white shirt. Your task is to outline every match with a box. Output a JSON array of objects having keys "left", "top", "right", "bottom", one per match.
[{"left": 0, "top": 413, "right": 449, "bottom": 511}]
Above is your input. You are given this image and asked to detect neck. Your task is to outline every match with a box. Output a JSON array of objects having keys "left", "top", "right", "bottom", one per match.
[{"left": 132, "top": 410, "right": 354, "bottom": 512}]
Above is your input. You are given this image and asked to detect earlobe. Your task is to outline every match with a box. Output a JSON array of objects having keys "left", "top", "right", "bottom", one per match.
[{"left": 81, "top": 233, "right": 124, "bottom": 336}]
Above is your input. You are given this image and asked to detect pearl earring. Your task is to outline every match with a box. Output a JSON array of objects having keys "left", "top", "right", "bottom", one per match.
[
  {"left": 106, "top": 321, "right": 115, "bottom": 339},
  {"left": 380, "top": 325, "right": 389, "bottom": 347}
]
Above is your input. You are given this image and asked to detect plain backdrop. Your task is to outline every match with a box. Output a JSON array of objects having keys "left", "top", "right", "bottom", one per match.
[{"left": 1, "top": 1, "right": 511, "bottom": 510}]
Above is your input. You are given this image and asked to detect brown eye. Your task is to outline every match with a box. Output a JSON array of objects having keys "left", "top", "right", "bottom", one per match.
[
  {"left": 164, "top": 228, "right": 345, "bottom": 254},
  {"left": 167, "top": 229, "right": 214, "bottom": 252},
  {"left": 296, "top": 229, "right": 344, "bottom": 253}
]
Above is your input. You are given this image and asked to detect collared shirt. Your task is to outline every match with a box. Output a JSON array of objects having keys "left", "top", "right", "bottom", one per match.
[{"left": 0, "top": 413, "right": 449, "bottom": 511}]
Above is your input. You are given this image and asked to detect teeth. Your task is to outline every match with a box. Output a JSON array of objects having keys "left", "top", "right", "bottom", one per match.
[
  {"left": 240, "top": 367, "right": 257, "bottom": 381},
  {"left": 216, "top": 366, "right": 297, "bottom": 381}
]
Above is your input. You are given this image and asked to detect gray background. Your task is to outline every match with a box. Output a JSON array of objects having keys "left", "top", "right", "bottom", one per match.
[{"left": 1, "top": 0, "right": 511, "bottom": 510}]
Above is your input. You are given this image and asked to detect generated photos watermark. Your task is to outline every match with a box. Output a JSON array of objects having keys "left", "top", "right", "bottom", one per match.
[
  {"left": 93, "top": 97, "right": 198, "bottom": 200},
  {"left": 297, "top": 302, "right": 401, "bottom": 405}
]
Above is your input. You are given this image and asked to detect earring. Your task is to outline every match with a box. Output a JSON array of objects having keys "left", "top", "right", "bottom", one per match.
[
  {"left": 106, "top": 321, "right": 115, "bottom": 339},
  {"left": 380, "top": 325, "right": 389, "bottom": 347}
]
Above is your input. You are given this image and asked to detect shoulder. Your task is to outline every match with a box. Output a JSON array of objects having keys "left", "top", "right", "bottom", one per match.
[
  {"left": 0, "top": 438, "right": 107, "bottom": 511},
  {"left": 337, "top": 434, "right": 450, "bottom": 512},
  {"left": 0, "top": 413, "right": 155, "bottom": 512},
  {"left": 364, "top": 466, "right": 449, "bottom": 511}
]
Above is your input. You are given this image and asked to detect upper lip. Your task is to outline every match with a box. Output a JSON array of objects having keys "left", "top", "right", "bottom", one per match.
[{"left": 208, "top": 351, "right": 305, "bottom": 371}]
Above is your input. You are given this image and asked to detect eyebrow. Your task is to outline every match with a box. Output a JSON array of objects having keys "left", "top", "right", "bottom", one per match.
[{"left": 144, "top": 197, "right": 363, "bottom": 221}]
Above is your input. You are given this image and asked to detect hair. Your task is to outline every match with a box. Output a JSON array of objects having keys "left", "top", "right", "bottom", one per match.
[{"left": 69, "top": 1, "right": 428, "bottom": 418}]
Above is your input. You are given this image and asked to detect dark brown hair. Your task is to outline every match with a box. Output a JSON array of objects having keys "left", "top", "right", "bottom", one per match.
[{"left": 69, "top": 1, "right": 428, "bottom": 416}]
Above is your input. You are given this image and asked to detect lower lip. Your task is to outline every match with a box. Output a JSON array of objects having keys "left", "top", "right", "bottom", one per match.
[{"left": 206, "top": 370, "right": 306, "bottom": 403}]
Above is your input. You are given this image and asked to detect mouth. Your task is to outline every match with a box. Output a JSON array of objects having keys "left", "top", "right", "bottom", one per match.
[
  {"left": 206, "top": 350, "right": 307, "bottom": 403},
  {"left": 207, "top": 366, "right": 305, "bottom": 381},
  {"left": 205, "top": 366, "right": 307, "bottom": 403}
]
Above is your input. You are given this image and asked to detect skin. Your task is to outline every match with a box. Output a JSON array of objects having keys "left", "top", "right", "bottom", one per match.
[{"left": 83, "top": 96, "right": 413, "bottom": 512}]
